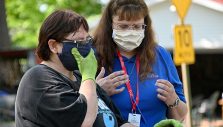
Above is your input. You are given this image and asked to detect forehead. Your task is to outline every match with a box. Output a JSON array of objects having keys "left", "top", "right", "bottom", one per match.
[
  {"left": 65, "top": 25, "right": 89, "bottom": 39},
  {"left": 112, "top": 15, "right": 144, "bottom": 24}
]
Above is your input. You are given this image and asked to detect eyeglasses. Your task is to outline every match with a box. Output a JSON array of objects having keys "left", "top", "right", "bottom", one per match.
[
  {"left": 113, "top": 23, "right": 147, "bottom": 30},
  {"left": 61, "top": 36, "right": 93, "bottom": 45}
]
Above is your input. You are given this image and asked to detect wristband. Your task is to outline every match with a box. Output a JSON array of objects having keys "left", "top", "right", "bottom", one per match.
[{"left": 168, "top": 97, "right": 180, "bottom": 108}]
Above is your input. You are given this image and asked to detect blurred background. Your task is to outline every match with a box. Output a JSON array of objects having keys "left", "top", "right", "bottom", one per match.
[{"left": 0, "top": 0, "right": 223, "bottom": 126}]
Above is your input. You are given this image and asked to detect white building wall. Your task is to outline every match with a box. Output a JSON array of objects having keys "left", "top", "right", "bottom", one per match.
[{"left": 149, "top": 1, "right": 223, "bottom": 50}]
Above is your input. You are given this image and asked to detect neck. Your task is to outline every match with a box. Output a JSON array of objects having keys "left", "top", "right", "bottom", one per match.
[
  {"left": 118, "top": 48, "right": 136, "bottom": 59},
  {"left": 41, "top": 60, "right": 76, "bottom": 81}
]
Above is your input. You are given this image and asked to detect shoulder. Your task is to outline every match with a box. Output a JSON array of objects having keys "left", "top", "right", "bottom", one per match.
[
  {"left": 155, "top": 45, "right": 171, "bottom": 58},
  {"left": 19, "top": 64, "right": 63, "bottom": 89},
  {"left": 22, "top": 64, "right": 45, "bottom": 79},
  {"left": 25, "top": 64, "right": 51, "bottom": 74},
  {"left": 22, "top": 64, "right": 54, "bottom": 80},
  {"left": 154, "top": 45, "right": 173, "bottom": 62},
  {"left": 152, "top": 45, "right": 176, "bottom": 71}
]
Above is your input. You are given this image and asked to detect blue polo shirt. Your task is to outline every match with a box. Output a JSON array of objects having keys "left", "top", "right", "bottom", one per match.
[{"left": 110, "top": 45, "right": 186, "bottom": 127}]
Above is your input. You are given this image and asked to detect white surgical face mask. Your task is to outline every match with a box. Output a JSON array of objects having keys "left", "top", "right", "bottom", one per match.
[{"left": 112, "top": 29, "right": 145, "bottom": 52}]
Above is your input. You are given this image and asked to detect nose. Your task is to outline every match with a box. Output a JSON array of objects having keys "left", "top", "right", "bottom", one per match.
[{"left": 128, "top": 26, "right": 134, "bottom": 30}]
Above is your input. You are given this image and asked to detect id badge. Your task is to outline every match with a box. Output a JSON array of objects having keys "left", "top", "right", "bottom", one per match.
[{"left": 128, "top": 113, "right": 141, "bottom": 127}]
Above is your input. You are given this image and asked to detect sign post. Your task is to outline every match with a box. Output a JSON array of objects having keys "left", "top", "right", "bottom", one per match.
[{"left": 172, "top": 0, "right": 194, "bottom": 127}]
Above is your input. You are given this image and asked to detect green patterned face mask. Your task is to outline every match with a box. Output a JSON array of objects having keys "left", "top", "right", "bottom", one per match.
[{"left": 154, "top": 119, "right": 183, "bottom": 127}]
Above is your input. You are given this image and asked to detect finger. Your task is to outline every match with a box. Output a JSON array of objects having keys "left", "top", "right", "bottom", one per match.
[
  {"left": 96, "top": 67, "right": 105, "bottom": 81},
  {"left": 157, "top": 79, "right": 172, "bottom": 88},
  {"left": 71, "top": 48, "right": 82, "bottom": 62},
  {"left": 113, "top": 78, "right": 129, "bottom": 88},
  {"left": 157, "top": 88, "right": 168, "bottom": 96},
  {"left": 86, "top": 49, "right": 95, "bottom": 59},
  {"left": 156, "top": 83, "right": 170, "bottom": 92},
  {"left": 112, "top": 74, "right": 128, "bottom": 83},
  {"left": 157, "top": 93, "right": 167, "bottom": 102},
  {"left": 113, "top": 87, "right": 125, "bottom": 95},
  {"left": 109, "top": 70, "right": 125, "bottom": 79}
]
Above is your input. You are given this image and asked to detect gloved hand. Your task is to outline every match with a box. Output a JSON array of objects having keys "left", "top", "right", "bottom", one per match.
[
  {"left": 154, "top": 119, "right": 183, "bottom": 127},
  {"left": 72, "top": 48, "right": 97, "bottom": 82}
]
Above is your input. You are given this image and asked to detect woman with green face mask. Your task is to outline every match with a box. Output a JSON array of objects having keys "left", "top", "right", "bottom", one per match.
[{"left": 94, "top": 0, "right": 188, "bottom": 126}]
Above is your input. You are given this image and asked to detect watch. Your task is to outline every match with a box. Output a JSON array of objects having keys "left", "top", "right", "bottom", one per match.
[{"left": 168, "top": 97, "right": 180, "bottom": 108}]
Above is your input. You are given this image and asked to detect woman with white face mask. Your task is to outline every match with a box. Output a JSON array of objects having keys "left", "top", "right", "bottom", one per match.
[{"left": 93, "top": 0, "right": 187, "bottom": 127}]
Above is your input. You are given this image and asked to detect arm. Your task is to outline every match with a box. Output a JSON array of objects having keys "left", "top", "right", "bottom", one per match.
[
  {"left": 79, "top": 80, "right": 97, "bottom": 127},
  {"left": 156, "top": 46, "right": 188, "bottom": 120},
  {"left": 156, "top": 79, "right": 188, "bottom": 121},
  {"left": 72, "top": 49, "right": 98, "bottom": 127},
  {"left": 167, "top": 99, "right": 188, "bottom": 121}
]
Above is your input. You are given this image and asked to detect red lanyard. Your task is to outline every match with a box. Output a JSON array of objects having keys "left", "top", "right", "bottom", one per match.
[{"left": 117, "top": 50, "right": 140, "bottom": 111}]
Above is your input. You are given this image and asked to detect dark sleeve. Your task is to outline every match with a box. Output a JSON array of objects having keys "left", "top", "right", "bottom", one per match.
[
  {"left": 36, "top": 82, "right": 87, "bottom": 127},
  {"left": 96, "top": 85, "right": 128, "bottom": 126},
  {"left": 16, "top": 65, "right": 88, "bottom": 127}
]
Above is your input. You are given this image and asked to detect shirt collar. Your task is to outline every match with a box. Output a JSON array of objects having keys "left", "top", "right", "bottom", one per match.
[{"left": 114, "top": 53, "right": 136, "bottom": 63}]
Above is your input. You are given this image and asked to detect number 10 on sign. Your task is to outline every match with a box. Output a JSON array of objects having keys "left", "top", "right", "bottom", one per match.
[{"left": 174, "top": 25, "right": 195, "bottom": 65}]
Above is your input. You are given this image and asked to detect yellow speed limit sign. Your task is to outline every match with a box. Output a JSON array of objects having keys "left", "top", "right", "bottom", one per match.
[{"left": 173, "top": 25, "right": 195, "bottom": 65}]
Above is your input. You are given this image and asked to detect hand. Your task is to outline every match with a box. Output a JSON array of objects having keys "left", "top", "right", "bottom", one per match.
[
  {"left": 72, "top": 48, "right": 97, "bottom": 82},
  {"left": 156, "top": 79, "right": 178, "bottom": 106},
  {"left": 96, "top": 67, "right": 129, "bottom": 96},
  {"left": 120, "top": 123, "right": 137, "bottom": 127}
]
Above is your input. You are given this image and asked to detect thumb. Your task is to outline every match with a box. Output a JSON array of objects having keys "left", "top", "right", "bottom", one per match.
[
  {"left": 71, "top": 48, "right": 82, "bottom": 63},
  {"left": 96, "top": 67, "right": 105, "bottom": 81}
]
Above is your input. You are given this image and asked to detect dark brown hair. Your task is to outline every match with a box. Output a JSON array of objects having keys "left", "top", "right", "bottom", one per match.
[
  {"left": 93, "top": 0, "right": 157, "bottom": 80},
  {"left": 36, "top": 9, "right": 89, "bottom": 61}
]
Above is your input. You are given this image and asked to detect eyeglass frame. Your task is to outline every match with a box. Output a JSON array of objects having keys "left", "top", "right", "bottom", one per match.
[
  {"left": 61, "top": 36, "right": 93, "bottom": 47},
  {"left": 112, "top": 23, "right": 147, "bottom": 30}
]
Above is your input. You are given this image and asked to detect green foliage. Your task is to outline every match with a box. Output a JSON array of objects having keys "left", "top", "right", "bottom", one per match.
[{"left": 5, "top": 0, "right": 102, "bottom": 48}]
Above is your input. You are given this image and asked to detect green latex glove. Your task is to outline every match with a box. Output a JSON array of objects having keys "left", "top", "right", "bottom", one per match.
[
  {"left": 154, "top": 119, "right": 183, "bottom": 127},
  {"left": 72, "top": 48, "right": 97, "bottom": 82}
]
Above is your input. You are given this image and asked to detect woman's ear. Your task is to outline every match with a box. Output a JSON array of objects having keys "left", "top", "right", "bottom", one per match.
[{"left": 48, "top": 39, "right": 59, "bottom": 53}]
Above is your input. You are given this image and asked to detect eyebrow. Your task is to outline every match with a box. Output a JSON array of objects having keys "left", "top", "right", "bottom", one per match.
[
  {"left": 113, "top": 22, "right": 144, "bottom": 24},
  {"left": 65, "top": 35, "right": 91, "bottom": 41},
  {"left": 72, "top": 32, "right": 76, "bottom": 37}
]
